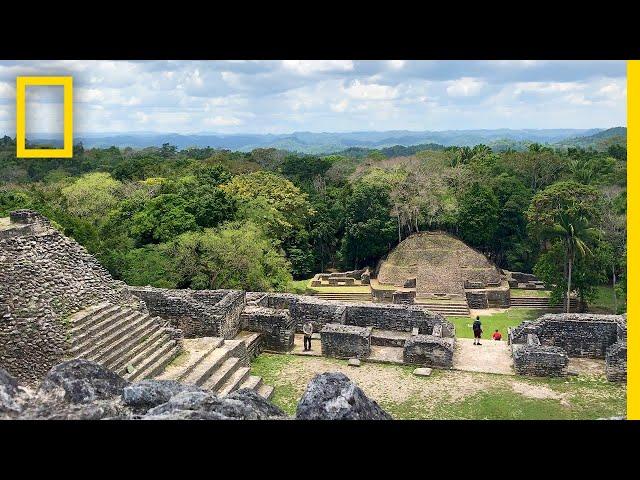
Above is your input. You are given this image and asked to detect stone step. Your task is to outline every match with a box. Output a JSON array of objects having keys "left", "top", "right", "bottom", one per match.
[
  {"left": 217, "top": 366, "right": 251, "bottom": 397},
  {"left": 71, "top": 309, "right": 139, "bottom": 350},
  {"left": 69, "top": 304, "right": 124, "bottom": 337},
  {"left": 117, "top": 332, "right": 172, "bottom": 377},
  {"left": 125, "top": 338, "right": 179, "bottom": 381},
  {"left": 90, "top": 316, "right": 159, "bottom": 367},
  {"left": 181, "top": 344, "right": 233, "bottom": 386},
  {"left": 128, "top": 343, "right": 182, "bottom": 382},
  {"left": 69, "top": 303, "right": 118, "bottom": 330},
  {"left": 71, "top": 311, "right": 149, "bottom": 360},
  {"left": 158, "top": 338, "right": 225, "bottom": 382},
  {"left": 109, "top": 326, "right": 167, "bottom": 373},
  {"left": 257, "top": 384, "right": 274, "bottom": 401},
  {"left": 238, "top": 375, "right": 263, "bottom": 392},
  {"left": 200, "top": 357, "right": 241, "bottom": 393}
]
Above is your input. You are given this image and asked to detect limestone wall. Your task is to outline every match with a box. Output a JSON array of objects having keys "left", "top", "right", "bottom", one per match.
[
  {"left": 605, "top": 341, "right": 627, "bottom": 382},
  {"left": 320, "top": 324, "right": 372, "bottom": 359},
  {"left": 510, "top": 313, "right": 622, "bottom": 358},
  {"left": 403, "top": 334, "right": 454, "bottom": 368},
  {"left": 512, "top": 333, "right": 569, "bottom": 377},
  {"left": 240, "top": 305, "right": 295, "bottom": 352},
  {"left": 0, "top": 211, "right": 138, "bottom": 385},
  {"left": 129, "top": 287, "right": 245, "bottom": 339},
  {"left": 344, "top": 303, "right": 454, "bottom": 336}
]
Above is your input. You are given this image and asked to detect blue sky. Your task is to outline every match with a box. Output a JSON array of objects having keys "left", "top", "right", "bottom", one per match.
[{"left": 0, "top": 60, "right": 627, "bottom": 135}]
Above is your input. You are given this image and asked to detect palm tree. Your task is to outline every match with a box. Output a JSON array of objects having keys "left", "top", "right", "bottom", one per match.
[{"left": 540, "top": 214, "right": 598, "bottom": 313}]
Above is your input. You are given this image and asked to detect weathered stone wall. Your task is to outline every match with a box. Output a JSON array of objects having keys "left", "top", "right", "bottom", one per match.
[
  {"left": 0, "top": 211, "right": 139, "bottom": 385},
  {"left": 510, "top": 313, "right": 622, "bottom": 358},
  {"left": 465, "top": 287, "right": 510, "bottom": 309},
  {"left": 512, "top": 334, "right": 568, "bottom": 377},
  {"left": 240, "top": 306, "right": 295, "bottom": 352},
  {"left": 129, "top": 287, "right": 245, "bottom": 339},
  {"left": 344, "top": 303, "right": 454, "bottom": 337},
  {"left": 606, "top": 341, "right": 627, "bottom": 382},
  {"left": 289, "top": 297, "right": 347, "bottom": 333},
  {"left": 402, "top": 334, "right": 454, "bottom": 368},
  {"left": 320, "top": 324, "right": 372, "bottom": 359}
]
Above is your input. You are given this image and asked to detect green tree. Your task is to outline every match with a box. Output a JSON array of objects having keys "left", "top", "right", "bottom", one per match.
[
  {"left": 527, "top": 181, "right": 602, "bottom": 313},
  {"left": 130, "top": 194, "right": 198, "bottom": 244},
  {"left": 171, "top": 222, "right": 292, "bottom": 291},
  {"left": 61, "top": 172, "right": 122, "bottom": 222},
  {"left": 456, "top": 183, "right": 499, "bottom": 253}
]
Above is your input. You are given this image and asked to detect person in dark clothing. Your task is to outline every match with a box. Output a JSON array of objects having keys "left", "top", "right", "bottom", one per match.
[{"left": 472, "top": 316, "right": 483, "bottom": 345}]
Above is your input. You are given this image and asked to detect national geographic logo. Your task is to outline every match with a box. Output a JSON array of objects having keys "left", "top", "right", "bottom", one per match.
[{"left": 15, "top": 76, "right": 73, "bottom": 158}]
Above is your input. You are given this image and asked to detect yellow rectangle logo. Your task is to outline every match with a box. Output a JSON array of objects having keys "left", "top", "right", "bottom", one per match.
[{"left": 16, "top": 76, "right": 73, "bottom": 158}]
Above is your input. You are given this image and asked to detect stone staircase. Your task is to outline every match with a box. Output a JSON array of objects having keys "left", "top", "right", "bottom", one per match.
[
  {"left": 510, "top": 297, "right": 578, "bottom": 310},
  {"left": 414, "top": 297, "right": 470, "bottom": 316},
  {"left": 155, "top": 336, "right": 274, "bottom": 400},
  {"left": 309, "top": 291, "right": 372, "bottom": 302},
  {"left": 67, "top": 302, "right": 182, "bottom": 382}
]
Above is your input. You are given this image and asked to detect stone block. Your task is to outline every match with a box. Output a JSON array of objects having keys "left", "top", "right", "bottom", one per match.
[
  {"left": 321, "top": 324, "right": 372, "bottom": 359},
  {"left": 403, "top": 335, "right": 454, "bottom": 368},
  {"left": 413, "top": 367, "right": 432, "bottom": 377},
  {"left": 348, "top": 358, "right": 361, "bottom": 367}
]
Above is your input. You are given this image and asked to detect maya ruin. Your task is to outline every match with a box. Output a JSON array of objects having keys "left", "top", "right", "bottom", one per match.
[{"left": 0, "top": 210, "right": 627, "bottom": 420}]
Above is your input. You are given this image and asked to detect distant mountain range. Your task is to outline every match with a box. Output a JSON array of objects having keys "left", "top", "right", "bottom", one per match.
[{"left": 27, "top": 127, "right": 625, "bottom": 154}]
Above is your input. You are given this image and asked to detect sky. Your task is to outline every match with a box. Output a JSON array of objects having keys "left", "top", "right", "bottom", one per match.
[{"left": 0, "top": 60, "right": 627, "bottom": 136}]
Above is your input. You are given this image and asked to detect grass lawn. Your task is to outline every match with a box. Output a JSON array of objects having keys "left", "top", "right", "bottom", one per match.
[
  {"left": 447, "top": 308, "right": 544, "bottom": 339},
  {"left": 284, "top": 277, "right": 372, "bottom": 294},
  {"left": 250, "top": 353, "right": 626, "bottom": 420},
  {"left": 509, "top": 288, "right": 550, "bottom": 298},
  {"left": 590, "top": 285, "right": 626, "bottom": 314}
]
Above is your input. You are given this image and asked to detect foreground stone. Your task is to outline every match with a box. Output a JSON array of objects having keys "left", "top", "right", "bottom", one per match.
[
  {"left": 38, "top": 358, "right": 130, "bottom": 404},
  {"left": 1, "top": 367, "right": 29, "bottom": 418},
  {"left": 296, "top": 372, "right": 392, "bottom": 420},
  {"left": 413, "top": 367, "right": 432, "bottom": 377},
  {"left": 1, "top": 360, "right": 392, "bottom": 420},
  {"left": 348, "top": 358, "right": 361, "bottom": 367},
  {"left": 143, "top": 389, "right": 288, "bottom": 420}
]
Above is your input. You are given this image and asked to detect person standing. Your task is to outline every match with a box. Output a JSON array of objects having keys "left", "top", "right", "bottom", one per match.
[
  {"left": 472, "top": 316, "right": 483, "bottom": 345},
  {"left": 303, "top": 321, "right": 313, "bottom": 351}
]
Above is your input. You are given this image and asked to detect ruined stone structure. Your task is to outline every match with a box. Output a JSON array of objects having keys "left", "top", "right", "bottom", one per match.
[
  {"left": 240, "top": 305, "right": 295, "bottom": 352},
  {"left": 509, "top": 313, "right": 626, "bottom": 381},
  {"left": 129, "top": 286, "right": 245, "bottom": 339},
  {"left": 0, "top": 211, "right": 153, "bottom": 384},
  {"left": 320, "top": 324, "right": 372, "bottom": 359},
  {"left": 403, "top": 333, "right": 455, "bottom": 368},
  {"left": 0, "top": 211, "right": 273, "bottom": 399},
  {"left": 512, "top": 334, "right": 569, "bottom": 377}
]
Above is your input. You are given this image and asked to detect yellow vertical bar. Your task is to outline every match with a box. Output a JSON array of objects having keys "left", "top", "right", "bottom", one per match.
[
  {"left": 15, "top": 77, "right": 26, "bottom": 156},
  {"left": 628, "top": 60, "right": 638, "bottom": 420},
  {"left": 63, "top": 77, "right": 73, "bottom": 156}
]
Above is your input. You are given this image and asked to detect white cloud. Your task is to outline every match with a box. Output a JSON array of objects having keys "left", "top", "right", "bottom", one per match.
[
  {"left": 204, "top": 115, "right": 242, "bottom": 127},
  {"left": 282, "top": 60, "right": 354, "bottom": 75},
  {"left": 446, "top": 77, "right": 486, "bottom": 97},
  {"left": 344, "top": 80, "right": 398, "bottom": 100}
]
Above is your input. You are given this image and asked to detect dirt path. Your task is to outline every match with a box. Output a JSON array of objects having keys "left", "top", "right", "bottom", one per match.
[{"left": 453, "top": 338, "right": 514, "bottom": 375}]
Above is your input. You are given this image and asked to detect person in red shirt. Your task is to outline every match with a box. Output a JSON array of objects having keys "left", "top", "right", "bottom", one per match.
[{"left": 492, "top": 329, "right": 502, "bottom": 341}]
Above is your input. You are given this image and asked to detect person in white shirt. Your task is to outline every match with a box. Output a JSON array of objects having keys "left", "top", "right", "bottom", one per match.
[{"left": 303, "top": 322, "right": 313, "bottom": 351}]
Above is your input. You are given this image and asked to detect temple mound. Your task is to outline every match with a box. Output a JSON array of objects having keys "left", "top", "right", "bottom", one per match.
[{"left": 377, "top": 231, "right": 502, "bottom": 298}]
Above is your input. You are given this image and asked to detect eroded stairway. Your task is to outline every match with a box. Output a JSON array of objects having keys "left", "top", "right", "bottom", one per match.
[{"left": 67, "top": 303, "right": 273, "bottom": 399}]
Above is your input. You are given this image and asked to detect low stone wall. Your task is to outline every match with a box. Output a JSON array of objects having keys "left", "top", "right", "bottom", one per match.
[
  {"left": 129, "top": 287, "right": 245, "bottom": 339},
  {"left": 392, "top": 290, "right": 415, "bottom": 304},
  {"left": 240, "top": 306, "right": 295, "bottom": 352},
  {"left": 512, "top": 334, "right": 568, "bottom": 377},
  {"left": 344, "top": 303, "right": 454, "bottom": 337},
  {"left": 606, "top": 341, "right": 627, "bottom": 382},
  {"left": 403, "top": 334, "right": 454, "bottom": 368},
  {"left": 321, "top": 324, "right": 372, "bottom": 359},
  {"left": 465, "top": 287, "right": 510, "bottom": 309},
  {"left": 289, "top": 297, "right": 347, "bottom": 333},
  {"left": 510, "top": 313, "right": 623, "bottom": 358}
]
